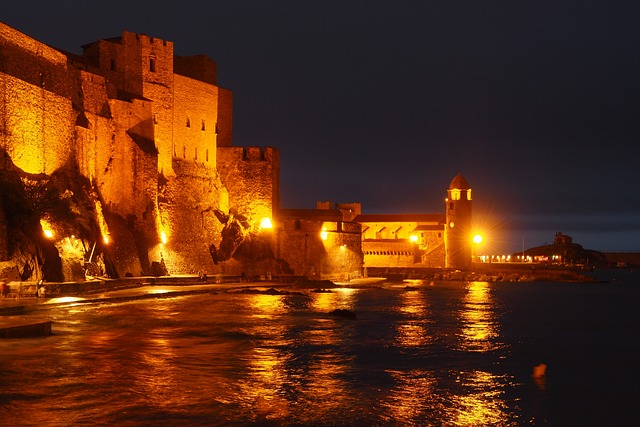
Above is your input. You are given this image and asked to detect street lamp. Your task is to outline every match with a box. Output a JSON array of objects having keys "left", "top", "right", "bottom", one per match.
[{"left": 472, "top": 233, "right": 483, "bottom": 263}]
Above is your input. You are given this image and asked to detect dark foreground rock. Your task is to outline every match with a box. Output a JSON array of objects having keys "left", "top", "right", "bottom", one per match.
[
  {"left": 329, "top": 309, "right": 357, "bottom": 320},
  {"left": 0, "top": 321, "right": 52, "bottom": 338},
  {"left": 292, "top": 278, "right": 338, "bottom": 289}
]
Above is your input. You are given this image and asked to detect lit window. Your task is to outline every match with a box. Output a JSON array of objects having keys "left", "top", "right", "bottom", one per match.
[{"left": 451, "top": 189, "right": 461, "bottom": 200}]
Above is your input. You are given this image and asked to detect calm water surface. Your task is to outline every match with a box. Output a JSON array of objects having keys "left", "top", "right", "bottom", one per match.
[{"left": 1, "top": 271, "right": 639, "bottom": 426}]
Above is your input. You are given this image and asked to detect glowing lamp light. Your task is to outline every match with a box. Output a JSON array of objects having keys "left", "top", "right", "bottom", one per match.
[
  {"left": 40, "top": 218, "right": 54, "bottom": 239},
  {"left": 103, "top": 235, "right": 110, "bottom": 245},
  {"left": 260, "top": 217, "right": 273, "bottom": 229},
  {"left": 473, "top": 234, "right": 483, "bottom": 244},
  {"left": 409, "top": 235, "right": 418, "bottom": 243},
  {"left": 161, "top": 230, "right": 167, "bottom": 245},
  {"left": 320, "top": 228, "right": 328, "bottom": 240}
]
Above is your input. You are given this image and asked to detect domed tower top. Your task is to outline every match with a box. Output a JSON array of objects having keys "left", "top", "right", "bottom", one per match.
[
  {"left": 447, "top": 173, "right": 472, "bottom": 201},
  {"left": 449, "top": 173, "right": 470, "bottom": 190}
]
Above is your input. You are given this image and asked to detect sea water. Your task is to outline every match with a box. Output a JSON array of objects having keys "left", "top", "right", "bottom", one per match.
[{"left": 1, "top": 271, "right": 639, "bottom": 426}]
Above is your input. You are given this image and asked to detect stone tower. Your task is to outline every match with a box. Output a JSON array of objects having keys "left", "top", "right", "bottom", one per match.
[{"left": 445, "top": 174, "right": 472, "bottom": 269}]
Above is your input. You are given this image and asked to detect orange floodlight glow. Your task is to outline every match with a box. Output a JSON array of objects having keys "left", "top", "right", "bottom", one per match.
[
  {"left": 473, "top": 234, "right": 483, "bottom": 245},
  {"left": 410, "top": 235, "right": 418, "bottom": 243},
  {"left": 161, "top": 230, "right": 167, "bottom": 244},
  {"left": 95, "top": 200, "right": 111, "bottom": 245},
  {"left": 260, "top": 217, "right": 273, "bottom": 229},
  {"left": 320, "top": 228, "right": 328, "bottom": 240},
  {"left": 40, "top": 219, "right": 55, "bottom": 239}
]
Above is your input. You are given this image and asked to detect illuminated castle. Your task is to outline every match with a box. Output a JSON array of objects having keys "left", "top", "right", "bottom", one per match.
[
  {"left": 0, "top": 22, "right": 471, "bottom": 283},
  {"left": 0, "top": 22, "right": 280, "bottom": 281}
]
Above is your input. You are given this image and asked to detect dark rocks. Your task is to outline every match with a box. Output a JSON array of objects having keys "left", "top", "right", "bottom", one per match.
[
  {"left": 329, "top": 308, "right": 356, "bottom": 320},
  {"left": 232, "top": 287, "right": 305, "bottom": 296},
  {"left": 0, "top": 321, "right": 52, "bottom": 338},
  {"left": 292, "top": 278, "right": 337, "bottom": 289}
]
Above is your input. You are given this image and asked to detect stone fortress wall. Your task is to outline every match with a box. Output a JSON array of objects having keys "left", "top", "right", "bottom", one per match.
[
  {"left": 0, "top": 22, "right": 278, "bottom": 280},
  {"left": 0, "top": 24, "right": 74, "bottom": 175}
]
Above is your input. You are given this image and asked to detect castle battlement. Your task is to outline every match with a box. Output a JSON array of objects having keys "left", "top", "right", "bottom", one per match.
[
  {"left": 217, "top": 146, "right": 278, "bottom": 162},
  {"left": 129, "top": 32, "right": 173, "bottom": 48}
]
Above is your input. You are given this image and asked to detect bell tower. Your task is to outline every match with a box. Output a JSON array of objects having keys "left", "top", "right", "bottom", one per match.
[{"left": 445, "top": 174, "right": 472, "bottom": 269}]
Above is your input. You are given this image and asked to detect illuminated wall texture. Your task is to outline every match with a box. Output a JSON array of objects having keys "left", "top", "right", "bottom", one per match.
[
  {"left": 217, "top": 146, "right": 280, "bottom": 227},
  {"left": 276, "top": 209, "right": 363, "bottom": 280},
  {"left": 0, "top": 70, "right": 74, "bottom": 175}
]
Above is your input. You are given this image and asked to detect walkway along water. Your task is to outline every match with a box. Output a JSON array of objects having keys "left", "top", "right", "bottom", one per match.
[{"left": 0, "top": 274, "right": 293, "bottom": 337}]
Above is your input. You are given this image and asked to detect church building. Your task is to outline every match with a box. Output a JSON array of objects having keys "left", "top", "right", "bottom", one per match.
[{"left": 355, "top": 173, "right": 473, "bottom": 271}]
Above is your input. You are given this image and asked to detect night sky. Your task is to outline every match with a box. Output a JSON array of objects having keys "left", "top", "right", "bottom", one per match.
[{"left": 4, "top": 1, "right": 640, "bottom": 253}]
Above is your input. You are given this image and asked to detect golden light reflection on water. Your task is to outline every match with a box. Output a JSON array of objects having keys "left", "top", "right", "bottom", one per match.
[
  {"left": 298, "top": 354, "right": 352, "bottom": 422},
  {"left": 45, "top": 296, "right": 84, "bottom": 304},
  {"left": 395, "top": 290, "right": 432, "bottom": 347},
  {"left": 310, "top": 287, "right": 358, "bottom": 312},
  {"left": 236, "top": 294, "right": 293, "bottom": 419},
  {"left": 234, "top": 291, "right": 360, "bottom": 422},
  {"left": 449, "top": 370, "right": 514, "bottom": 427},
  {"left": 249, "top": 293, "right": 287, "bottom": 318},
  {"left": 379, "top": 369, "right": 437, "bottom": 423},
  {"left": 132, "top": 332, "right": 188, "bottom": 408},
  {"left": 459, "top": 281, "right": 500, "bottom": 352}
]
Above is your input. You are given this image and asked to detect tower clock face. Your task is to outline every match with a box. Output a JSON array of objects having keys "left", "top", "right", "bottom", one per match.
[{"left": 449, "top": 221, "right": 454, "bottom": 228}]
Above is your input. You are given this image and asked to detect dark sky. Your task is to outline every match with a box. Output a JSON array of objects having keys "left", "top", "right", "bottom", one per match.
[{"left": 4, "top": 1, "right": 640, "bottom": 253}]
